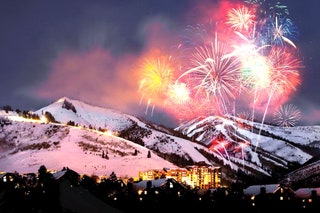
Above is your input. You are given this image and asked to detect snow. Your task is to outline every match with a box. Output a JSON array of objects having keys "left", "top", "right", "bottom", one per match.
[
  {"left": 243, "top": 184, "right": 279, "bottom": 195},
  {"left": 0, "top": 99, "right": 214, "bottom": 178},
  {"left": 0, "top": 118, "right": 179, "bottom": 178},
  {"left": 176, "top": 115, "right": 315, "bottom": 167},
  {"left": 295, "top": 187, "right": 320, "bottom": 198},
  {"left": 0, "top": 97, "right": 319, "bottom": 180}
]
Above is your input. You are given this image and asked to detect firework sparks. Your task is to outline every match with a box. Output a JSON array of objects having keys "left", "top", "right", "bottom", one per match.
[
  {"left": 226, "top": 6, "right": 255, "bottom": 32},
  {"left": 273, "top": 104, "right": 301, "bottom": 127},
  {"left": 244, "top": 0, "right": 289, "bottom": 18},
  {"left": 267, "top": 46, "right": 302, "bottom": 96},
  {"left": 167, "top": 82, "right": 190, "bottom": 105},
  {"left": 269, "top": 16, "right": 296, "bottom": 48},
  {"left": 178, "top": 34, "right": 242, "bottom": 115},
  {"left": 136, "top": 0, "right": 304, "bottom": 158},
  {"left": 138, "top": 55, "right": 176, "bottom": 115},
  {"left": 138, "top": 56, "right": 174, "bottom": 97},
  {"left": 253, "top": 46, "right": 302, "bottom": 152}
]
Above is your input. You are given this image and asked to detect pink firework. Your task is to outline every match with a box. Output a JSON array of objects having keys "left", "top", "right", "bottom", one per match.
[
  {"left": 167, "top": 87, "right": 218, "bottom": 123},
  {"left": 178, "top": 34, "right": 242, "bottom": 115},
  {"left": 267, "top": 46, "right": 302, "bottom": 97}
]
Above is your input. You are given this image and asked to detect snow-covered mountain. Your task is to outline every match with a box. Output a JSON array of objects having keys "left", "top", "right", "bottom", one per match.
[
  {"left": 0, "top": 97, "right": 319, "bottom": 186},
  {"left": 175, "top": 115, "right": 318, "bottom": 167},
  {"left": 0, "top": 97, "right": 212, "bottom": 179},
  {"left": 175, "top": 115, "right": 320, "bottom": 186}
]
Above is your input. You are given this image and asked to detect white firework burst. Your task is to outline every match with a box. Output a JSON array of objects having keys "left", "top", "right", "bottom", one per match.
[{"left": 273, "top": 104, "right": 301, "bottom": 127}]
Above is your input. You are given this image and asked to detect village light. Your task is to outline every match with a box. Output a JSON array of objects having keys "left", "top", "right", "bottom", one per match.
[{"left": 40, "top": 115, "right": 48, "bottom": 123}]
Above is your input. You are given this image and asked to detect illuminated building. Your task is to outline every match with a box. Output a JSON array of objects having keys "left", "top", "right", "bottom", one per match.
[{"left": 138, "top": 162, "right": 221, "bottom": 189}]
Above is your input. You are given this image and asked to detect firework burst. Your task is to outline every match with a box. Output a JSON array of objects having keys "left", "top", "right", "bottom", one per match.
[
  {"left": 167, "top": 82, "right": 190, "bottom": 105},
  {"left": 267, "top": 46, "right": 302, "bottom": 97},
  {"left": 268, "top": 16, "right": 297, "bottom": 48},
  {"left": 139, "top": 56, "right": 174, "bottom": 97},
  {"left": 135, "top": 0, "right": 304, "bottom": 158},
  {"left": 273, "top": 104, "right": 301, "bottom": 127},
  {"left": 244, "top": 0, "right": 289, "bottom": 18},
  {"left": 237, "top": 111, "right": 253, "bottom": 121},
  {"left": 138, "top": 55, "right": 175, "bottom": 115},
  {"left": 178, "top": 34, "right": 242, "bottom": 115},
  {"left": 226, "top": 5, "right": 255, "bottom": 32}
]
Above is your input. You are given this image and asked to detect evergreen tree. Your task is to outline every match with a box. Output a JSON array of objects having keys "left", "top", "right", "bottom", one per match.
[
  {"left": 44, "top": 111, "right": 57, "bottom": 123},
  {"left": 2, "top": 105, "right": 12, "bottom": 113},
  {"left": 133, "top": 149, "right": 138, "bottom": 156},
  {"left": 108, "top": 171, "right": 117, "bottom": 182}
]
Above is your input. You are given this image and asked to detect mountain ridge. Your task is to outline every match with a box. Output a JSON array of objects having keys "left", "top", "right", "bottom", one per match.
[{"left": 1, "top": 96, "right": 319, "bottom": 187}]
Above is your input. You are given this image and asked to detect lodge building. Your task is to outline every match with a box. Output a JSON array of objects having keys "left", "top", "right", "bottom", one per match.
[{"left": 138, "top": 162, "right": 221, "bottom": 189}]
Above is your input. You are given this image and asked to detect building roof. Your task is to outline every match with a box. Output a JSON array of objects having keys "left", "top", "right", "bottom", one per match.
[
  {"left": 53, "top": 168, "right": 79, "bottom": 180},
  {"left": 243, "top": 184, "right": 279, "bottom": 196},
  {"left": 133, "top": 178, "right": 168, "bottom": 191},
  {"left": 295, "top": 187, "right": 320, "bottom": 198}
]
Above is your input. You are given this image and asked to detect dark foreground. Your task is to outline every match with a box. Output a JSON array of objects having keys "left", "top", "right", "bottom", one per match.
[
  {"left": 1, "top": 179, "right": 319, "bottom": 213},
  {"left": 1, "top": 166, "right": 319, "bottom": 213}
]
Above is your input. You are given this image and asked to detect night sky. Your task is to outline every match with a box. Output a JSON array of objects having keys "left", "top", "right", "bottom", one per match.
[{"left": 1, "top": 0, "right": 320, "bottom": 127}]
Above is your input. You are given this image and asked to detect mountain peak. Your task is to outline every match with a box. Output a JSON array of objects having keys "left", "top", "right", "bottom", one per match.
[{"left": 1, "top": 97, "right": 319, "bottom": 186}]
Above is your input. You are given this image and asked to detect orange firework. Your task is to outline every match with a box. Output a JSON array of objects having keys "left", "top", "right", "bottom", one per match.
[
  {"left": 138, "top": 55, "right": 176, "bottom": 116},
  {"left": 139, "top": 56, "right": 174, "bottom": 100}
]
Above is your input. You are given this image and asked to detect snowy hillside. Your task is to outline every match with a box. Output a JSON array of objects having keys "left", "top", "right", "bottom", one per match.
[
  {"left": 35, "top": 97, "right": 142, "bottom": 133},
  {"left": 175, "top": 115, "right": 316, "bottom": 166},
  {"left": 0, "top": 97, "right": 216, "bottom": 178},
  {"left": 0, "top": 115, "right": 178, "bottom": 178},
  {"left": 1, "top": 97, "right": 320, "bottom": 185}
]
